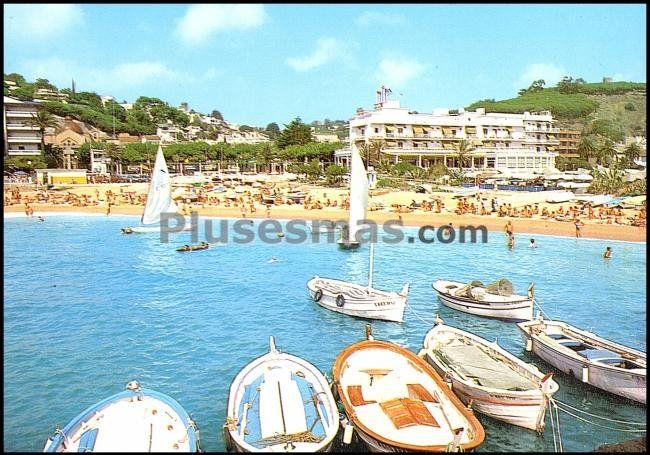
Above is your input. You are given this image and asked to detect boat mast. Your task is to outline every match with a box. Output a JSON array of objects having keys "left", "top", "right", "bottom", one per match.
[{"left": 368, "top": 242, "right": 375, "bottom": 289}]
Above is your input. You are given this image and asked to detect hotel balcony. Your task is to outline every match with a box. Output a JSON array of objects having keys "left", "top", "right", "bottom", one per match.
[
  {"left": 7, "top": 149, "right": 41, "bottom": 156},
  {"left": 7, "top": 136, "right": 41, "bottom": 143},
  {"left": 5, "top": 123, "right": 39, "bottom": 130}
]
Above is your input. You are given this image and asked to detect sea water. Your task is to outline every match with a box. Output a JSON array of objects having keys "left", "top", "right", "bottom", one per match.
[{"left": 3, "top": 215, "right": 646, "bottom": 452}]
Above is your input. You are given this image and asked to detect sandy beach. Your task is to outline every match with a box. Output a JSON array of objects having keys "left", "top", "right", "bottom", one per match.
[{"left": 4, "top": 182, "right": 646, "bottom": 242}]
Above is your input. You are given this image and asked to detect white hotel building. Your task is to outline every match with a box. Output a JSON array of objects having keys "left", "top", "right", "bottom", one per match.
[{"left": 340, "top": 92, "right": 559, "bottom": 173}]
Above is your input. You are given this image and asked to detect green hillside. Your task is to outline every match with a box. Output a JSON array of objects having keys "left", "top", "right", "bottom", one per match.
[{"left": 467, "top": 80, "right": 646, "bottom": 137}]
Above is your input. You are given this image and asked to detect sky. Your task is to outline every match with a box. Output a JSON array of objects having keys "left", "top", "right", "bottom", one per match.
[{"left": 3, "top": 4, "right": 647, "bottom": 127}]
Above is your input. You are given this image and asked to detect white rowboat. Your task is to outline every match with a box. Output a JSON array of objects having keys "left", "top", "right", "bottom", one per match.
[
  {"left": 43, "top": 380, "right": 201, "bottom": 452},
  {"left": 432, "top": 279, "right": 534, "bottom": 321},
  {"left": 517, "top": 315, "right": 646, "bottom": 404},
  {"left": 419, "top": 318, "right": 559, "bottom": 432},
  {"left": 223, "top": 337, "right": 339, "bottom": 452}
]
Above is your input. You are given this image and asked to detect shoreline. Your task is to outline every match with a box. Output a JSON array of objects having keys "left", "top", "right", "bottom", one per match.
[{"left": 4, "top": 204, "right": 646, "bottom": 243}]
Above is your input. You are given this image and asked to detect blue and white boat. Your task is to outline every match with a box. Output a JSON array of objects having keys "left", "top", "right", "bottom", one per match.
[
  {"left": 223, "top": 337, "right": 339, "bottom": 452},
  {"left": 43, "top": 380, "right": 202, "bottom": 452}
]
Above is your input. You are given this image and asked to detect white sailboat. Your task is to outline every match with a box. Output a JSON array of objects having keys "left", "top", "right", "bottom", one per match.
[
  {"left": 338, "top": 146, "right": 368, "bottom": 250},
  {"left": 122, "top": 145, "right": 194, "bottom": 234},
  {"left": 307, "top": 243, "right": 410, "bottom": 323}
]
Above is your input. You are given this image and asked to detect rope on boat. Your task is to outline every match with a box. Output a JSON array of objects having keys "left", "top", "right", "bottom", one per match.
[
  {"left": 533, "top": 299, "right": 553, "bottom": 320},
  {"left": 548, "top": 398, "right": 562, "bottom": 452},
  {"left": 405, "top": 299, "right": 433, "bottom": 325},
  {"left": 550, "top": 398, "right": 646, "bottom": 433},
  {"left": 553, "top": 399, "right": 564, "bottom": 452},
  {"left": 552, "top": 399, "right": 646, "bottom": 426},
  {"left": 253, "top": 430, "right": 323, "bottom": 447}
]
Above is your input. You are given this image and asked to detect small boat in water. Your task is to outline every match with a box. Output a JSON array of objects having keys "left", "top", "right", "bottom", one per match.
[
  {"left": 432, "top": 278, "right": 534, "bottom": 321},
  {"left": 419, "top": 317, "right": 558, "bottom": 432},
  {"left": 307, "top": 243, "right": 410, "bottom": 323},
  {"left": 223, "top": 336, "right": 339, "bottom": 452},
  {"left": 518, "top": 315, "right": 646, "bottom": 404},
  {"left": 177, "top": 242, "right": 210, "bottom": 252},
  {"left": 332, "top": 327, "right": 485, "bottom": 452},
  {"left": 43, "top": 380, "right": 201, "bottom": 452}
]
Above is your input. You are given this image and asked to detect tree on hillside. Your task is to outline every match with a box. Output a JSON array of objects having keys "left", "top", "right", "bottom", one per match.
[
  {"left": 265, "top": 122, "right": 280, "bottom": 139},
  {"left": 596, "top": 139, "right": 618, "bottom": 166},
  {"left": 276, "top": 117, "right": 314, "bottom": 149},
  {"left": 518, "top": 79, "right": 546, "bottom": 96},
  {"left": 211, "top": 110, "right": 223, "bottom": 121},
  {"left": 29, "top": 109, "right": 59, "bottom": 156}
]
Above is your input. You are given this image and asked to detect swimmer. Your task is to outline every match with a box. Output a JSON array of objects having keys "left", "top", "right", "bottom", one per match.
[
  {"left": 267, "top": 256, "right": 279, "bottom": 263},
  {"left": 37, "top": 216, "right": 45, "bottom": 222},
  {"left": 529, "top": 238, "right": 537, "bottom": 248},
  {"left": 603, "top": 246, "right": 612, "bottom": 259}
]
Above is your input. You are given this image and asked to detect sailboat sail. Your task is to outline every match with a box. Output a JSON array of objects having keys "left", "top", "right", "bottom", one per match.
[
  {"left": 141, "top": 146, "right": 176, "bottom": 225},
  {"left": 347, "top": 147, "right": 369, "bottom": 243}
]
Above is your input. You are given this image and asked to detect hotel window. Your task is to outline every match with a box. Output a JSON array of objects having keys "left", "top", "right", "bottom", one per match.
[
  {"left": 397, "top": 142, "right": 403, "bottom": 148},
  {"left": 375, "top": 128, "right": 379, "bottom": 133},
  {"left": 487, "top": 157, "right": 495, "bottom": 168},
  {"left": 397, "top": 128, "right": 403, "bottom": 134}
]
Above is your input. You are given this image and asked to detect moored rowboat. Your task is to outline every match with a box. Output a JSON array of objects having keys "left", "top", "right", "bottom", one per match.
[
  {"left": 419, "top": 317, "right": 558, "bottom": 432},
  {"left": 43, "top": 380, "right": 201, "bottom": 452},
  {"left": 223, "top": 337, "right": 339, "bottom": 452},
  {"left": 517, "top": 315, "right": 646, "bottom": 404},
  {"left": 332, "top": 329, "right": 485, "bottom": 452}
]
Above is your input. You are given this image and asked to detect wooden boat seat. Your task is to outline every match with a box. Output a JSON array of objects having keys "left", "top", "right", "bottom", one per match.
[
  {"left": 380, "top": 398, "right": 439, "bottom": 429},
  {"left": 579, "top": 348, "right": 622, "bottom": 361},
  {"left": 407, "top": 383, "right": 437, "bottom": 402},
  {"left": 259, "top": 370, "right": 308, "bottom": 438},
  {"left": 347, "top": 385, "right": 376, "bottom": 406}
]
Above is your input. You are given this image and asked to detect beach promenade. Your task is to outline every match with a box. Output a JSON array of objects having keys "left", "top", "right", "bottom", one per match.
[{"left": 4, "top": 182, "right": 646, "bottom": 242}]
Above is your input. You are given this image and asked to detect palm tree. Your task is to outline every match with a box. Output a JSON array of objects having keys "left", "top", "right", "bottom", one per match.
[
  {"left": 577, "top": 136, "right": 598, "bottom": 164},
  {"left": 597, "top": 139, "right": 617, "bottom": 167},
  {"left": 29, "top": 109, "right": 59, "bottom": 157},
  {"left": 623, "top": 142, "right": 641, "bottom": 163},
  {"left": 104, "top": 143, "right": 122, "bottom": 174},
  {"left": 454, "top": 139, "right": 475, "bottom": 171}
]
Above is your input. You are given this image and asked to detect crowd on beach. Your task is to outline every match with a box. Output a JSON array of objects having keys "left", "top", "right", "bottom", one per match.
[{"left": 4, "top": 183, "right": 646, "bottom": 229}]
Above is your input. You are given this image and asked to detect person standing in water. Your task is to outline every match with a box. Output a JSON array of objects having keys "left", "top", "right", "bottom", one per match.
[{"left": 603, "top": 246, "right": 612, "bottom": 259}]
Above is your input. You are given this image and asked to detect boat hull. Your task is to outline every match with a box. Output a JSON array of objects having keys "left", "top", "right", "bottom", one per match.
[
  {"left": 307, "top": 277, "right": 407, "bottom": 323},
  {"left": 433, "top": 281, "right": 533, "bottom": 321},
  {"left": 517, "top": 320, "right": 646, "bottom": 404}
]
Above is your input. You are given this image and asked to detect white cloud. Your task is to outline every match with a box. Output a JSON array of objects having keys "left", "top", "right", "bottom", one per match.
[
  {"left": 177, "top": 4, "right": 266, "bottom": 45},
  {"left": 516, "top": 63, "right": 567, "bottom": 90},
  {"left": 4, "top": 4, "right": 84, "bottom": 39},
  {"left": 356, "top": 11, "right": 406, "bottom": 27},
  {"left": 375, "top": 57, "right": 426, "bottom": 88},
  {"left": 19, "top": 58, "right": 185, "bottom": 92},
  {"left": 287, "top": 38, "right": 347, "bottom": 72}
]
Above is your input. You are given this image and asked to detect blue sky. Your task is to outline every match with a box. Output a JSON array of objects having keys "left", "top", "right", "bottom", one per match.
[{"left": 3, "top": 4, "right": 646, "bottom": 127}]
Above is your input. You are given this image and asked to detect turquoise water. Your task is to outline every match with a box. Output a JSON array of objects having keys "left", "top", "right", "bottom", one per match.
[{"left": 3, "top": 215, "right": 646, "bottom": 452}]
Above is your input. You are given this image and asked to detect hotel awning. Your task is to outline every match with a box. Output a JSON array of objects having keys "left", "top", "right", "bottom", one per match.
[
  {"left": 471, "top": 140, "right": 484, "bottom": 146},
  {"left": 548, "top": 135, "right": 556, "bottom": 139},
  {"left": 443, "top": 143, "right": 455, "bottom": 149},
  {"left": 384, "top": 125, "right": 395, "bottom": 132},
  {"left": 465, "top": 126, "right": 477, "bottom": 133},
  {"left": 547, "top": 147, "right": 556, "bottom": 151},
  {"left": 412, "top": 126, "right": 424, "bottom": 134},
  {"left": 421, "top": 126, "right": 432, "bottom": 132},
  {"left": 385, "top": 141, "right": 398, "bottom": 147},
  {"left": 442, "top": 127, "right": 453, "bottom": 135}
]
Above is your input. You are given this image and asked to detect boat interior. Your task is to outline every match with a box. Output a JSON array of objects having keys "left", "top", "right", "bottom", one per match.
[
  {"left": 547, "top": 333, "right": 645, "bottom": 370},
  {"left": 340, "top": 347, "right": 477, "bottom": 448},
  {"left": 53, "top": 395, "right": 193, "bottom": 452},
  {"left": 429, "top": 336, "right": 538, "bottom": 391},
  {"left": 235, "top": 365, "right": 332, "bottom": 450}
]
